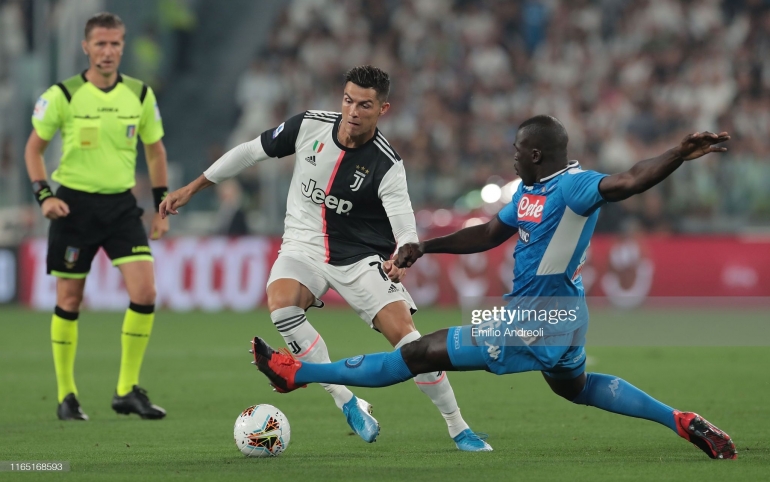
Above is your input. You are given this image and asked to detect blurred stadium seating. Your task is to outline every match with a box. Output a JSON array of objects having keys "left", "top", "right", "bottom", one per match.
[
  {"left": 1, "top": 0, "right": 769, "bottom": 237},
  {"left": 1, "top": 0, "right": 769, "bottom": 309}
]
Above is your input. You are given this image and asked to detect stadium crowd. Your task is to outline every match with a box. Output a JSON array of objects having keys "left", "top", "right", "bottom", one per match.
[{"left": 230, "top": 0, "right": 770, "bottom": 233}]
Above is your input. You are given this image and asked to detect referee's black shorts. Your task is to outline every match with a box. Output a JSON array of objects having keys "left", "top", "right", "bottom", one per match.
[{"left": 47, "top": 186, "right": 152, "bottom": 279}]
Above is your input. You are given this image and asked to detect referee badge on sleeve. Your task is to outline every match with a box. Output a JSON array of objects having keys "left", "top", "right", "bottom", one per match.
[
  {"left": 33, "top": 97, "right": 49, "bottom": 120},
  {"left": 126, "top": 125, "right": 136, "bottom": 138}
]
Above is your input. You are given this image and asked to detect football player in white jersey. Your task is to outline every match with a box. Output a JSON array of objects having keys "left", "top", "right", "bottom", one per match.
[{"left": 161, "top": 66, "right": 490, "bottom": 451}]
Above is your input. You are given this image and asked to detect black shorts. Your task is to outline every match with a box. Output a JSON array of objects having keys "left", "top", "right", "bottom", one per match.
[{"left": 47, "top": 186, "right": 152, "bottom": 278}]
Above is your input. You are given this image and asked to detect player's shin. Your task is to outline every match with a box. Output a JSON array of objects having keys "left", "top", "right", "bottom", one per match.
[
  {"left": 52, "top": 307, "right": 79, "bottom": 402},
  {"left": 271, "top": 306, "right": 354, "bottom": 409},
  {"left": 117, "top": 303, "right": 155, "bottom": 396},
  {"left": 397, "top": 331, "right": 470, "bottom": 438},
  {"left": 295, "top": 349, "right": 414, "bottom": 387},
  {"left": 572, "top": 373, "right": 677, "bottom": 432}
]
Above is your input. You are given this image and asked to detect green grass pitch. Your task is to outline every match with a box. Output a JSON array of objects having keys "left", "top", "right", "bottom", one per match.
[{"left": 1, "top": 307, "right": 768, "bottom": 481}]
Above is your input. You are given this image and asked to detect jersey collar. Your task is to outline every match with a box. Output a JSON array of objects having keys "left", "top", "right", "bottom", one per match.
[
  {"left": 539, "top": 160, "right": 579, "bottom": 183},
  {"left": 81, "top": 70, "right": 123, "bottom": 93},
  {"left": 332, "top": 115, "right": 380, "bottom": 152}
]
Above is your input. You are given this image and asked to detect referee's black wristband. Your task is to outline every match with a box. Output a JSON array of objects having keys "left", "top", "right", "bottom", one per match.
[
  {"left": 152, "top": 187, "right": 168, "bottom": 212},
  {"left": 32, "top": 180, "right": 54, "bottom": 206}
]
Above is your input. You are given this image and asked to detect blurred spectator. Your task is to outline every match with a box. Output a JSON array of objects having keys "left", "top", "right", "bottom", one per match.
[
  {"left": 224, "top": 0, "right": 770, "bottom": 232},
  {"left": 132, "top": 24, "right": 163, "bottom": 91},
  {"left": 159, "top": 0, "right": 198, "bottom": 73},
  {"left": 215, "top": 180, "right": 250, "bottom": 237}
]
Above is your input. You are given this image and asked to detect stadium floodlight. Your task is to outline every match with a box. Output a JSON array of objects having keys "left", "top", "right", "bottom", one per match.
[
  {"left": 501, "top": 178, "right": 522, "bottom": 204},
  {"left": 481, "top": 184, "right": 502, "bottom": 203}
]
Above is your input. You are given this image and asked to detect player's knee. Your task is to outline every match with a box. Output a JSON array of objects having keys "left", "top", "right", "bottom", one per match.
[
  {"left": 267, "top": 292, "right": 297, "bottom": 313},
  {"left": 544, "top": 372, "right": 587, "bottom": 401},
  {"left": 398, "top": 338, "right": 427, "bottom": 373},
  {"left": 57, "top": 286, "right": 84, "bottom": 312},
  {"left": 57, "top": 294, "right": 82, "bottom": 312},
  {"left": 130, "top": 286, "right": 156, "bottom": 306}
]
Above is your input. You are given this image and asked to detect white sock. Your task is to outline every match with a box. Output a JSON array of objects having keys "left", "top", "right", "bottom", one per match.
[
  {"left": 396, "top": 331, "right": 470, "bottom": 438},
  {"left": 271, "top": 306, "right": 354, "bottom": 410}
]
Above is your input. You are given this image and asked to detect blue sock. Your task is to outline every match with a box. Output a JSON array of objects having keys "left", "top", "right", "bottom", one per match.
[
  {"left": 295, "top": 349, "right": 414, "bottom": 387},
  {"left": 572, "top": 373, "right": 677, "bottom": 433}
]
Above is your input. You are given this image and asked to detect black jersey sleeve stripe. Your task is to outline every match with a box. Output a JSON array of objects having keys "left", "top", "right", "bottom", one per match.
[
  {"left": 139, "top": 84, "right": 148, "bottom": 103},
  {"left": 376, "top": 133, "right": 401, "bottom": 160},
  {"left": 303, "top": 114, "right": 337, "bottom": 122},
  {"left": 306, "top": 110, "right": 339, "bottom": 118},
  {"left": 373, "top": 138, "right": 398, "bottom": 164},
  {"left": 56, "top": 83, "right": 72, "bottom": 103},
  {"left": 260, "top": 112, "right": 305, "bottom": 158}
]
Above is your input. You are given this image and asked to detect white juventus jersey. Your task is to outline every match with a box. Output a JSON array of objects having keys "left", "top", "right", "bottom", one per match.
[{"left": 205, "top": 110, "right": 413, "bottom": 265}]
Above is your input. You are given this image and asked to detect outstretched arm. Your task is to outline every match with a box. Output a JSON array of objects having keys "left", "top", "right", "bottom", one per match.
[
  {"left": 395, "top": 216, "right": 517, "bottom": 268},
  {"left": 599, "top": 131, "right": 730, "bottom": 202}
]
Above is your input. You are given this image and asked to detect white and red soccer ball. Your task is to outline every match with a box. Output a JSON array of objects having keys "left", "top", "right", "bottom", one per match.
[{"left": 234, "top": 404, "right": 291, "bottom": 457}]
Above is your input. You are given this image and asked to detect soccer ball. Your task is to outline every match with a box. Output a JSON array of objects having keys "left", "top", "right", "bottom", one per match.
[{"left": 233, "top": 404, "right": 291, "bottom": 457}]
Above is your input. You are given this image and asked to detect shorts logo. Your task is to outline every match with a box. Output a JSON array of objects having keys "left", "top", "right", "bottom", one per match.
[
  {"left": 350, "top": 165, "right": 369, "bottom": 192},
  {"left": 131, "top": 245, "right": 151, "bottom": 254},
  {"left": 387, "top": 284, "right": 399, "bottom": 294},
  {"left": 64, "top": 246, "right": 80, "bottom": 269},
  {"left": 518, "top": 226, "right": 531, "bottom": 243},
  {"left": 272, "top": 122, "right": 285, "bottom": 139},
  {"left": 345, "top": 355, "right": 365, "bottom": 368},
  {"left": 517, "top": 194, "right": 546, "bottom": 223},
  {"left": 126, "top": 125, "right": 136, "bottom": 138}
]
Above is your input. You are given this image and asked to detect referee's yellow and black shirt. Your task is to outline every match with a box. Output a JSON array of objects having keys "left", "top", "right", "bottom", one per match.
[{"left": 31, "top": 71, "right": 164, "bottom": 193}]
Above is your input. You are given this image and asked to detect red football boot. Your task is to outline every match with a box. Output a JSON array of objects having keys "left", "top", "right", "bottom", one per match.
[
  {"left": 249, "top": 337, "right": 306, "bottom": 393},
  {"left": 674, "top": 411, "right": 737, "bottom": 459}
]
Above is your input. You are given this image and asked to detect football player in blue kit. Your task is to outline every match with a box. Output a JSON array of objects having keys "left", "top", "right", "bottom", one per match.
[{"left": 250, "top": 115, "right": 737, "bottom": 460}]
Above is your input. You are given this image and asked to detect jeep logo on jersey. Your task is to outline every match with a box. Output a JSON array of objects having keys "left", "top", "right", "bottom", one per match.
[
  {"left": 301, "top": 179, "right": 353, "bottom": 214},
  {"left": 517, "top": 194, "right": 546, "bottom": 223}
]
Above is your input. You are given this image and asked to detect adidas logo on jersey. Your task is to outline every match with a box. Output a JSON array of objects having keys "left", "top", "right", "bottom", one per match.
[
  {"left": 301, "top": 179, "right": 353, "bottom": 214},
  {"left": 305, "top": 155, "right": 316, "bottom": 166},
  {"left": 388, "top": 284, "right": 399, "bottom": 294}
]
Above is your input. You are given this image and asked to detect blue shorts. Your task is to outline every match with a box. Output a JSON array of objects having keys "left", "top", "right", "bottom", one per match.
[{"left": 446, "top": 324, "right": 587, "bottom": 380}]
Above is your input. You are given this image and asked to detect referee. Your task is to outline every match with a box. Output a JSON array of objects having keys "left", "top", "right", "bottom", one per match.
[{"left": 24, "top": 13, "right": 167, "bottom": 420}]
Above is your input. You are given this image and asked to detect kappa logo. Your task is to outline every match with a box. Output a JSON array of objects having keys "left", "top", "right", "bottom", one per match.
[
  {"left": 305, "top": 155, "right": 316, "bottom": 166},
  {"left": 609, "top": 377, "right": 620, "bottom": 397},
  {"left": 350, "top": 165, "right": 369, "bottom": 192},
  {"left": 517, "top": 194, "right": 546, "bottom": 223},
  {"left": 301, "top": 179, "right": 353, "bottom": 215},
  {"left": 485, "top": 342, "right": 500, "bottom": 360}
]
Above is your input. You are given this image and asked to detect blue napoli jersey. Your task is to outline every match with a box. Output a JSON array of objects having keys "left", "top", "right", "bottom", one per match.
[{"left": 496, "top": 162, "right": 608, "bottom": 331}]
